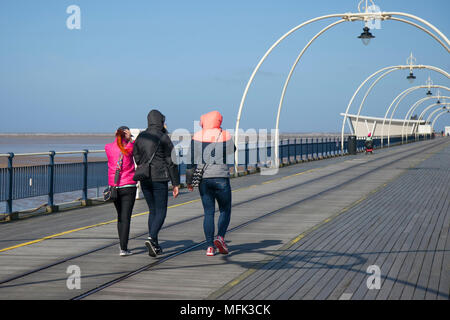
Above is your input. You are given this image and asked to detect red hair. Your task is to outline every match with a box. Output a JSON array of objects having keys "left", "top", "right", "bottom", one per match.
[{"left": 115, "top": 129, "right": 130, "bottom": 155}]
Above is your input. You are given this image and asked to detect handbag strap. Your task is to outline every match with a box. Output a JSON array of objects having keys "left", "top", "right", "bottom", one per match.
[
  {"left": 148, "top": 137, "right": 161, "bottom": 165},
  {"left": 201, "top": 130, "right": 222, "bottom": 172},
  {"left": 114, "top": 152, "right": 124, "bottom": 185}
]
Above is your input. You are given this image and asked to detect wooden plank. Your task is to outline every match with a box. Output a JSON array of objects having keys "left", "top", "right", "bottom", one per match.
[
  {"left": 293, "top": 183, "right": 403, "bottom": 300},
  {"left": 317, "top": 177, "right": 415, "bottom": 300},
  {"left": 404, "top": 168, "right": 448, "bottom": 299}
]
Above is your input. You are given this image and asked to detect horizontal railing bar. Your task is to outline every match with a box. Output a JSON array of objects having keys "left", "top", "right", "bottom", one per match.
[
  {"left": 0, "top": 150, "right": 106, "bottom": 157},
  {"left": 7, "top": 152, "right": 52, "bottom": 157}
]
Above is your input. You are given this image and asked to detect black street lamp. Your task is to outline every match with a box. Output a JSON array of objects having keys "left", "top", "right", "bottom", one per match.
[
  {"left": 358, "top": 27, "right": 375, "bottom": 46},
  {"left": 406, "top": 72, "right": 416, "bottom": 83}
]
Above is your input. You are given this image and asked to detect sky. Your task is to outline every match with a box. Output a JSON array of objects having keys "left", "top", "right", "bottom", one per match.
[{"left": 0, "top": 0, "right": 449, "bottom": 133}]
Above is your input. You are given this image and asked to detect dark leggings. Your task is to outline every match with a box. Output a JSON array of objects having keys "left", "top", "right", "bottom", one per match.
[
  {"left": 113, "top": 187, "right": 137, "bottom": 251},
  {"left": 141, "top": 180, "right": 169, "bottom": 243}
]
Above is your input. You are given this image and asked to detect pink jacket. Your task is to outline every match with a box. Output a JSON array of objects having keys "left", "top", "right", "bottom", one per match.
[{"left": 105, "top": 139, "right": 136, "bottom": 186}]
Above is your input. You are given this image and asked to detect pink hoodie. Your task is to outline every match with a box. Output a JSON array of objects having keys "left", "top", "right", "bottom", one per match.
[
  {"left": 105, "top": 139, "right": 136, "bottom": 186},
  {"left": 193, "top": 111, "right": 232, "bottom": 142}
]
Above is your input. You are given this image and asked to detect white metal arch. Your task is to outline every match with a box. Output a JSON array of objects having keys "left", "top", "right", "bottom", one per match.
[
  {"left": 234, "top": 9, "right": 450, "bottom": 173},
  {"left": 426, "top": 105, "right": 449, "bottom": 123},
  {"left": 384, "top": 85, "right": 450, "bottom": 146},
  {"left": 340, "top": 65, "right": 449, "bottom": 151},
  {"left": 352, "top": 65, "right": 449, "bottom": 134},
  {"left": 418, "top": 103, "right": 449, "bottom": 121},
  {"left": 416, "top": 103, "right": 450, "bottom": 140},
  {"left": 431, "top": 110, "right": 450, "bottom": 128},
  {"left": 274, "top": 19, "right": 348, "bottom": 167},
  {"left": 275, "top": 36, "right": 450, "bottom": 164},
  {"left": 402, "top": 95, "right": 450, "bottom": 141}
]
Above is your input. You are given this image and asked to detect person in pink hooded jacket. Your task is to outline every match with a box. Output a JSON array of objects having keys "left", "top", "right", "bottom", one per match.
[
  {"left": 186, "top": 111, "right": 236, "bottom": 256},
  {"left": 105, "top": 126, "right": 136, "bottom": 256}
]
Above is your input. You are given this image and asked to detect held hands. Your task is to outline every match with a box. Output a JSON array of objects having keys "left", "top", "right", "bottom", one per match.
[
  {"left": 173, "top": 185, "right": 179, "bottom": 199},
  {"left": 173, "top": 185, "right": 193, "bottom": 199}
]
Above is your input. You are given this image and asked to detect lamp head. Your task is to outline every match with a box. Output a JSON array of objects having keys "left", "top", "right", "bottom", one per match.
[
  {"left": 406, "top": 72, "right": 416, "bottom": 84},
  {"left": 358, "top": 27, "right": 375, "bottom": 46}
]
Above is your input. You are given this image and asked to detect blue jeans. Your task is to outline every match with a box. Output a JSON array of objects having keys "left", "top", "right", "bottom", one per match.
[
  {"left": 199, "top": 178, "right": 232, "bottom": 247},
  {"left": 141, "top": 180, "right": 169, "bottom": 243}
]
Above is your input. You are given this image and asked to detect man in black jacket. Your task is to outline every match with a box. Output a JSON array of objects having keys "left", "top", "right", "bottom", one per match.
[{"left": 133, "top": 109, "right": 180, "bottom": 257}]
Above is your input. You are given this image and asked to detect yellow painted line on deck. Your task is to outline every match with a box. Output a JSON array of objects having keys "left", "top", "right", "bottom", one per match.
[
  {"left": 0, "top": 220, "right": 116, "bottom": 253},
  {"left": 0, "top": 200, "right": 197, "bottom": 253},
  {"left": 0, "top": 163, "right": 328, "bottom": 253}
]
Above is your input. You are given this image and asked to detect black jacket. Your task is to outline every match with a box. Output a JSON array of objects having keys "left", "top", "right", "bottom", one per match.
[{"left": 133, "top": 110, "right": 180, "bottom": 186}]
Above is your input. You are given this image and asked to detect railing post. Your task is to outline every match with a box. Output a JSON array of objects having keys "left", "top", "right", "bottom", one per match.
[
  {"left": 338, "top": 137, "right": 340, "bottom": 155},
  {"left": 309, "top": 138, "right": 312, "bottom": 160},
  {"left": 178, "top": 147, "right": 183, "bottom": 180},
  {"left": 7, "top": 153, "right": 14, "bottom": 215},
  {"left": 287, "top": 139, "right": 291, "bottom": 165},
  {"left": 299, "top": 138, "right": 303, "bottom": 162},
  {"left": 279, "top": 139, "right": 282, "bottom": 166},
  {"left": 255, "top": 136, "right": 260, "bottom": 169},
  {"left": 317, "top": 138, "right": 320, "bottom": 159},
  {"left": 47, "top": 151, "right": 56, "bottom": 212},
  {"left": 82, "top": 149, "right": 89, "bottom": 205},
  {"left": 332, "top": 137, "right": 334, "bottom": 156},
  {"left": 327, "top": 137, "right": 330, "bottom": 157},
  {"left": 244, "top": 140, "right": 249, "bottom": 173},
  {"left": 294, "top": 138, "right": 298, "bottom": 163},
  {"left": 320, "top": 137, "right": 322, "bottom": 157},
  {"left": 321, "top": 137, "right": 324, "bottom": 159},
  {"left": 333, "top": 137, "right": 337, "bottom": 157},
  {"left": 314, "top": 138, "right": 318, "bottom": 160}
]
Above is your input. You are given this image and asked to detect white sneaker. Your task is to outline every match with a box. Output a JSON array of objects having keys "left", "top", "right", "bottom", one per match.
[
  {"left": 120, "top": 249, "right": 133, "bottom": 256},
  {"left": 206, "top": 246, "right": 217, "bottom": 256}
]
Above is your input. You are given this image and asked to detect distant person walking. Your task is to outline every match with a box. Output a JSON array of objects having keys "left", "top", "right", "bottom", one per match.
[
  {"left": 365, "top": 132, "right": 374, "bottom": 154},
  {"left": 133, "top": 110, "right": 180, "bottom": 257},
  {"left": 105, "top": 126, "right": 137, "bottom": 256},
  {"left": 186, "top": 111, "right": 236, "bottom": 256}
]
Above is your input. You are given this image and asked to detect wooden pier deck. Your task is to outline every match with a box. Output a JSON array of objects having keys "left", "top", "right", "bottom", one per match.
[{"left": 0, "top": 138, "right": 448, "bottom": 300}]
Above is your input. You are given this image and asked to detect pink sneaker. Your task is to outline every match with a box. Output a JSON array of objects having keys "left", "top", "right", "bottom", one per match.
[
  {"left": 214, "top": 236, "right": 229, "bottom": 254},
  {"left": 206, "top": 246, "right": 216, "bottom": 256}
]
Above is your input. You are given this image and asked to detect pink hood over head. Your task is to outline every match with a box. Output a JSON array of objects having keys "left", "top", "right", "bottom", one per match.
[
  {"left": 200, "top": 111, "right": 222, "bottom": 129},
  {"left": 194, "top": 111, "right": 231, "bottom": 142}
]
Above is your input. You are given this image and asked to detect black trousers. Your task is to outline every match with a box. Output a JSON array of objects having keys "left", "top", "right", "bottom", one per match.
[
  {"left": 140, "top": 180, "right": 168, "bottom": 243},
  {"left": 113, "top": 186, "right": 137, "bottom": 250}
]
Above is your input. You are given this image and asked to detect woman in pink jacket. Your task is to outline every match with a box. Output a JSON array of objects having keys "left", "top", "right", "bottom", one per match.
[{"left": 105, "top": 126, "right": 137, "bottom": 256}]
